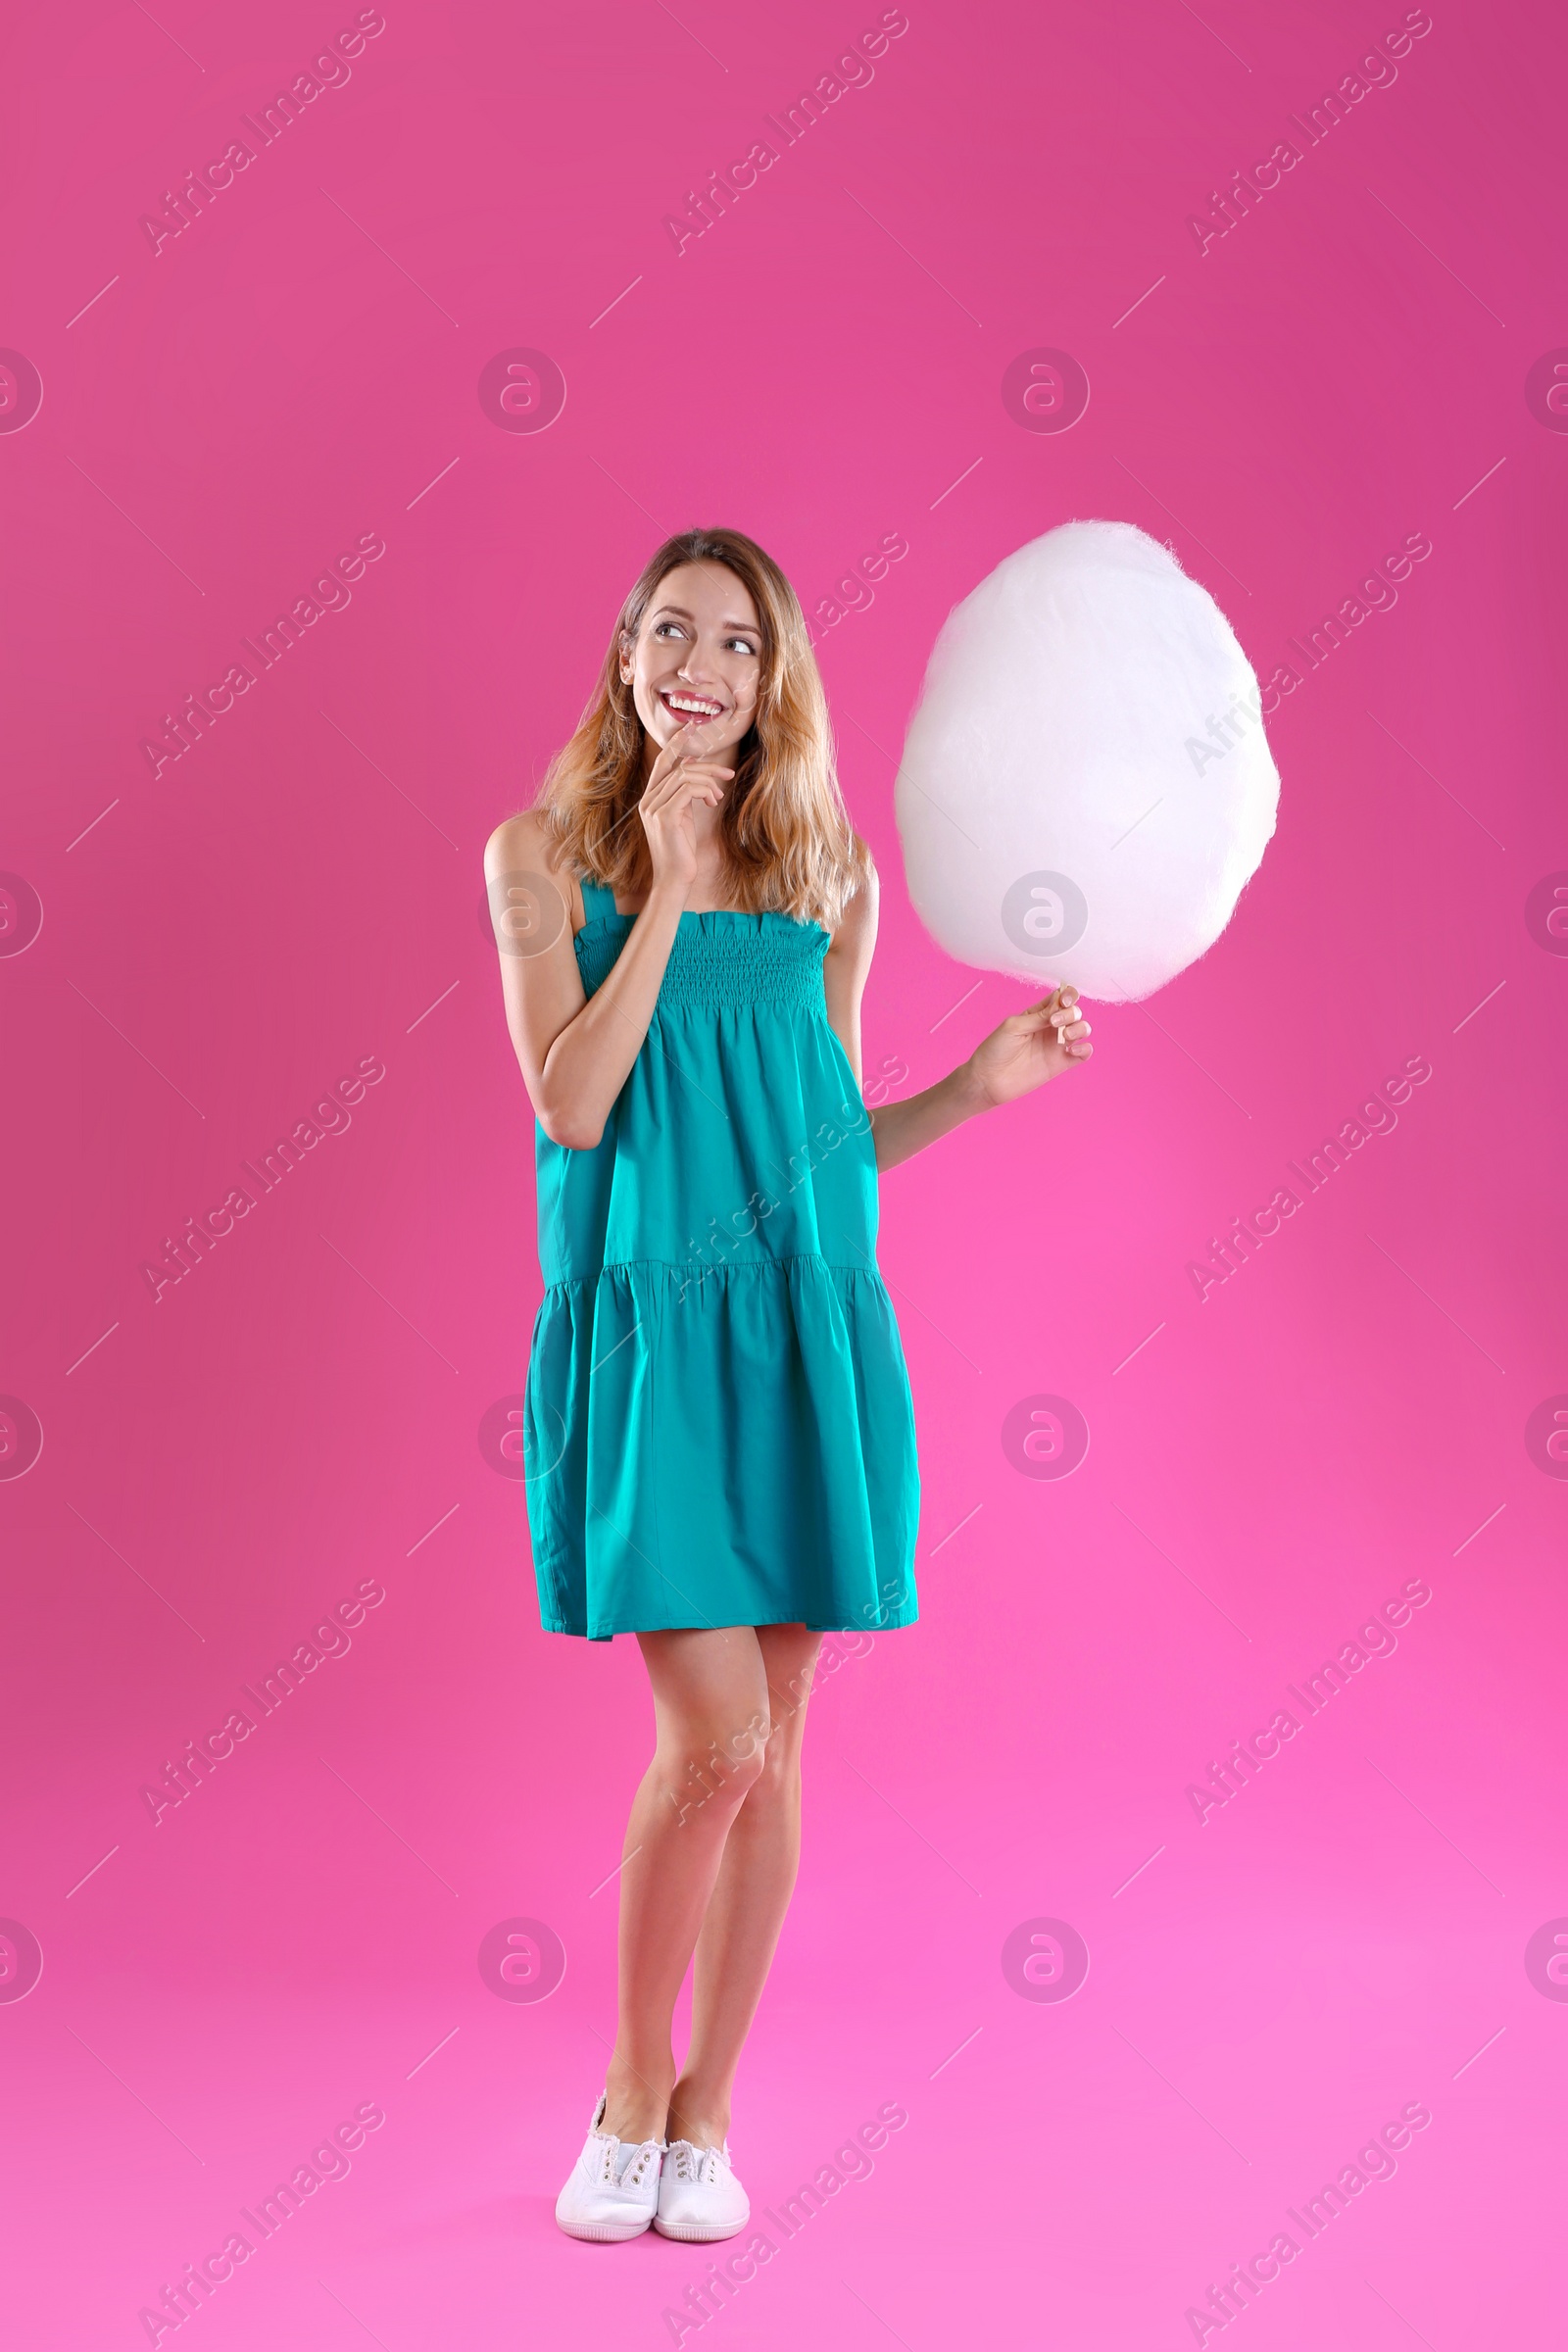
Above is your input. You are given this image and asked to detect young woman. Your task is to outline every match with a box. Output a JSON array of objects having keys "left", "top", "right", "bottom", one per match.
[{"left": 484, "top": 527, "right": 1091, "bottom": 2246}]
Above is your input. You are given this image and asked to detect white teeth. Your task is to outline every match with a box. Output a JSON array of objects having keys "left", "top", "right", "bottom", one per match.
[{"left": 665, "top": 693, "right": 721, "bottom": 715}]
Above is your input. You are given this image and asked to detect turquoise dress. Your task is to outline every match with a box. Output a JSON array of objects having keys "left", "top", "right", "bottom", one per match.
[{"left": 523, "top": 877, "right": 920, "bottom": 1642}]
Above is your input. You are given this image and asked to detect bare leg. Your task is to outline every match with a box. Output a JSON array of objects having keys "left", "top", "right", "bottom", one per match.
[
  {"left": 667, "top": 1623, "right": 822, "bottom": 2148},
  {"left": 600, "top": 1626, "right": 770, "bottom": 2143}
]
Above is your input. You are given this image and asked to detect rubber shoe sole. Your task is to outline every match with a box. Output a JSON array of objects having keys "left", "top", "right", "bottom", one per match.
[
  {"left": 652, "top": 2211, "right": 750, "bottom": 2242},
  {"left": 557, "top": 2210, "right": 657, "bottom": 2242}
]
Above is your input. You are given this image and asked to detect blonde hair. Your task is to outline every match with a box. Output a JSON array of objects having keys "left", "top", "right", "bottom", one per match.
[{"left": 533, "top": 527, "right": 870, "bottom": 930}]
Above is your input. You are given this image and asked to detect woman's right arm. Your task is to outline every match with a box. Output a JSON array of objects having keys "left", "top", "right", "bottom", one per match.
[{"left": 483, "top": 748, "right": 732, "bottom": 1150}]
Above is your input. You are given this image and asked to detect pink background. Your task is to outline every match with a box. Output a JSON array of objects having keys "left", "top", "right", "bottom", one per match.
[{"left": 3, "top": 1, "right": 1565, "bottom": 2344}]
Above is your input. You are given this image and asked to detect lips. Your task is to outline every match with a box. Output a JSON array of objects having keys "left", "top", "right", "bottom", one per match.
[{"left": 660, "top": 688, "right": 725, "bottom": 723}]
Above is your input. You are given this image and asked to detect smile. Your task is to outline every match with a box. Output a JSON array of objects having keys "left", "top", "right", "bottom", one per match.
[{"left": 660, "top": 689, "right": 725, "bottom": 721}]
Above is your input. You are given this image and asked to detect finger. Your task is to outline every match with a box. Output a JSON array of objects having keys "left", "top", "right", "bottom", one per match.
[
  {"left": 645, "top": 755, "right": 736, "bottom": 791},
  {"left": 660, "top": 770, "right": 732, "bottom": 810},
  {"left": 646, "top": 735, "right": 692, "bottom": 779},
  {"left": 644, "top": 782, "right": 723, "bottom": 829},
  {"left": 640, "top": 774, "right": 688, "bottom": 819},
  {"left": 643, "top": 763, "right": 735, "bottom": 814},
  {"left": 663, "top": 710, "right": 732, "bottom": 757},
  {"left": 644, "top": 734, "right": 730, "bottom": 791}
]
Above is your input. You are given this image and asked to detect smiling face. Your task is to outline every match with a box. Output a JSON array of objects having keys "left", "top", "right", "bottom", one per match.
[{"left": 619, "top": 561, "right": 763, "bottom": 775}]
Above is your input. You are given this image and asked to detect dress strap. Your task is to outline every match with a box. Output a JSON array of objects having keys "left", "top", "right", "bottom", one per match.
[{"left": 579, "top": 874, "right": 617, "bottom": 923}]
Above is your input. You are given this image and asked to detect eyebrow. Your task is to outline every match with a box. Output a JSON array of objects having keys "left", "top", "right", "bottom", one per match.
[{"left": 650, "top": 603, "right": 760, "bottom": 635}]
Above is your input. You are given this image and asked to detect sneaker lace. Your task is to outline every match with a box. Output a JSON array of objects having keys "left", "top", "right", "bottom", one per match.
[{"left": 598, "top": 2133, "right": 659, "bottom": 2188}]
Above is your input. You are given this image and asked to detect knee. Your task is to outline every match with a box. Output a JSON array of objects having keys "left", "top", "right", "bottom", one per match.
[
  {"left": 709, "top": 1725, "right": 767, "bottom": 1797},
  {"left": 741, "top": 1724, "right": 802, "bottom": 1812},
  {"left": 662, "top": 1713, "right": 768, "bottom": 1823}
]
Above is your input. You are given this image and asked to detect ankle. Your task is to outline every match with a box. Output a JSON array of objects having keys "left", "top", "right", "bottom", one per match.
[
  {"left": 666, "top": 2078, "right": 732, "bottom": 2149},
  {"left": 602, "top": 2056, "right": 673, "bottom": 2144}
]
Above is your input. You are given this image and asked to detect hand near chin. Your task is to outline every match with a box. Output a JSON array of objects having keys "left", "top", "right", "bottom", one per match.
[
  {"left": 966, "top": 985, "right": 1093, "bottom": 1108},
  {"left": 639, "top": 729, "right": 736, "bottom": 897}
]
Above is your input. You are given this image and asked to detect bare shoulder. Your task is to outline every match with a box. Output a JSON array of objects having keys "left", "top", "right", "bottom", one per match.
[
  {"left": 483, "top": 804, "right": 559, "bottom": 877},
  {"left": 825, "top": 848, "right": 879, "bottom": 956},
  {"left": 483, "top": 806, "right": 584, "bottom": 956}
]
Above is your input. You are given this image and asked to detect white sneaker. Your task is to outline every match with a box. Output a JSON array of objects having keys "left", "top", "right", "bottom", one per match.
[
  {"left": 654, "top": 2136, "right": 751, "bottom": 2241},
  {"left": 554, "top": 2092, "right": 665, "bottom": 2242}
]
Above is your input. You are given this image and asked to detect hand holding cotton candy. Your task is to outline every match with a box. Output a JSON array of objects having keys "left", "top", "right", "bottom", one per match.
[{"left": 894, "top": 521, "right": 1279, "bottom": 1003}]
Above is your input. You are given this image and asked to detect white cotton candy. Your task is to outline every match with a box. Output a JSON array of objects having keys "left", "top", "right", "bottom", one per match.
[{"left": 893, "top": 520, "right": 1279, "bottom": 1003}]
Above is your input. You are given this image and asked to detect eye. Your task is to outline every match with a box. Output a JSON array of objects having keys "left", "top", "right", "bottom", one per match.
[{"left": 726, "top": 636, "right": 759, "bottom": 656}]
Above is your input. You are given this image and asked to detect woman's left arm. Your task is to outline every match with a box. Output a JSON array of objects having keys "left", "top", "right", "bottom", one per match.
[{"left": 823, "top": 858, "right": 1094, "bottom": 1177}]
